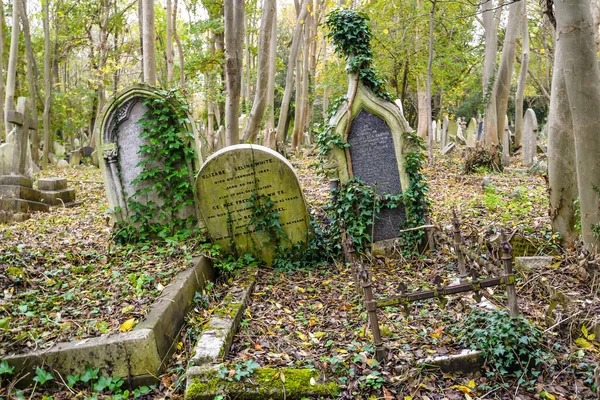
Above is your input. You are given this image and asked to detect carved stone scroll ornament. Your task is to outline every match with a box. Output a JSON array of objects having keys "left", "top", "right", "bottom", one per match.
[{"left": 103, "top": 147, "right": 128, "bottom": 218}]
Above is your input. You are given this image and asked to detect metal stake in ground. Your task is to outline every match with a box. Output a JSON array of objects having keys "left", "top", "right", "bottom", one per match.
[
  {"left": 360, "top": 267, "right": 386, "bottom": 362},
  {"left": 501, "top": 230, "right": 519, "bottom": 317},
  {"left": 452, "top": 210, "right": 467, "bottom": 282}
]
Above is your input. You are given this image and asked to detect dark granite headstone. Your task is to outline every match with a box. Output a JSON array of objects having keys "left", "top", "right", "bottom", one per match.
[{"left": 348, "top": 109, "right": 405, "bottom": 242}]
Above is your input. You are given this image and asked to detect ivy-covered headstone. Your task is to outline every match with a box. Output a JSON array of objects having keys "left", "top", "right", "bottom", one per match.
[
  {"left": 322, "top": 9, "right": 429, "bottom": 255},
  {"left": 96, "top": 85, "right": 203, "bottom": 241},
  {"left": 195, "top": 144, "right": 311, "bottom": 265}
]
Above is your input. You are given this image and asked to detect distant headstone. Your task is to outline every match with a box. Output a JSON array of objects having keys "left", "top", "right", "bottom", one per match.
[
  {"left": 448, "top": 121, "right": 458, "bottom": 142},
  {"left": 442, "top": 142, "right": 456, "bottom": 155},
  {"left": 96, "top": 85, "right": 200, "bottom": 224},
  {"left": 328, "top": 77, "right": 417, "bottom": 248},
  {"left": 477, "top": 121, "right": 483, "bottom": 140},
  {"left": 195, "top": 144, "right": 310, "bottom": 265},
  {"left": 441, "top": 115, "right": 449, "bottom": 147},
  {"left": 69, "top": 149, "right": 82, "bottom": 166},
  {"left": 53, "top": 142, "right": 66, "bottom": 159},
  {"left": 73, "top": 138, "right": 81, "bottom": 148},
  {"left": 502, "top": 115, "right": 511, "bottom": 166},
  {"left": 56, "top": 160, "right": 69, "bottom": 168},
  {"left": 81, "top": 146, "right": 95, "bottom": 157},
  {"left": 465, "top": 118, "right": 477, "bottom": 147},
  {"left": 456, "top": 124, "right": 466, "bottom": 145},
  {"left": 0, "top": 98, "right": 49, "bottom": 218},
  {"left": 436, "top": 119, "right": 442, "bottom": 143},
  {"left": 522, "top": 109, "right": 537, "bottom": 167},
  {"left": 38, "top": 177, "right": 78, "bottom": 207}
]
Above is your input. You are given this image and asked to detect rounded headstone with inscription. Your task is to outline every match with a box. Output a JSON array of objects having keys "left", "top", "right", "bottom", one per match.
[{"left": 195, "top": 144, "right": 311, "bottom": 265}]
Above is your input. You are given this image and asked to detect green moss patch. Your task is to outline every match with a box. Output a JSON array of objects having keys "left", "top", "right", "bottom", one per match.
[{"left": 186, "top": 367, "right": 339, "bottom": 400}]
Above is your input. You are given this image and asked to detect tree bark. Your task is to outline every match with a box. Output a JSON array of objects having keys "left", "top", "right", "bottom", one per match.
[
  {"left": 166, "top": 0, "right": 174, "bottom": 85},
  {"left": 142, "top": 0, "right": 157, "bottom": 86},
  {"left": 483, "top": 0, "right": 523, "bottom": 145},
  {"left": 224, "top": 0, "right": 244, "bottom": 146},
  {"left": 276, "top": 0, "right": 308, "bottom": 152},
  {"left": 0, "top": 0, "right": 5, "bottom": 140},
  {"left": 20, "top": 0, "right": 40, "bottom": 164},
  {"left": 173, "top": 0, "right": 185, "bottom": 86},
  {"left": 481, "top": 0, "right": 497, "bottom": 94},
  {"left": 264, "top": 4, "right": 277, "bottom": 148},
  {"left": 515, "top": 0, "right": 529, "bottom": 148},
  {"left": 426, "top": 0, "right": 436, "bottom": 165},
  {"left": 557, "top": 0, "right": 600, "bottom": 251},
  {"left": 4, "top": 0, "right": 20, "bottom": 137},
  {"left": 241, "top": 0, "right": 275, "bottom": 143},
  {"left": 41, "top": 0, "right": 52, "bottom": 168}
]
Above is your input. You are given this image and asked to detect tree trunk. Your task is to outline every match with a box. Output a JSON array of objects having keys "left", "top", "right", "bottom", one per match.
[
  {"left": 41, "top": 0, "right": 52, "bottom": 168},
  {"left": 557, "top": 0, "right": 600, "bottom": 251},
  {"left": 20, "top": 0, "right": 40, "bottom": 164},
  {"left": 224, "top": 0, "right": 244, "bottom": 146},
  {"left": 548, "top": 67, "right": 578, "bottom": 247},
  {"left": 0, "top": 0, "right": 5, "bottom": 140},
  {"left": 481, "top": 0, "right": 497, "bottom": 94},
  {"left": 426, "top": 0, "right": 436, "bottom": 165},
  {"left": 4, "top": 0, "right": 19, "bottom": 137},
  {"left": 514, "top": 1, "right": 529, "bottom": 148},
  {"left": 483, "top": 0, "right": 523, "bottom": 145},
  {"left": 173, "top": 0, "right": 185, "bottom": 86},
  {"left": 166, "top": 0, "right": 174, "bottom": 85},
  {"left": 291, "top": 47, "right": 303, "bottom": 152},
  {"left": 276, "top": 0, "right": 308, "bottom": 151},
  {"left": 142, "top": 0, "right": 157, "bottom": 86},
  {"left": 241, "top": 0, "right": 275, "bottom": 143},
  {"left": 264, "top": 4, "right": 277, "bottom": 148}
]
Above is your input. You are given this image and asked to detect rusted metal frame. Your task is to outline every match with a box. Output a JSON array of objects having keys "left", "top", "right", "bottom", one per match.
[
  {"left": 501, "top": 231, "right": 520, "bottom": 317},
  {"left": 376, "top": 275, "right": 515, "bottom": 308},
  {"left": 360, "top": 268, "right": 386, "bottom": 362}
]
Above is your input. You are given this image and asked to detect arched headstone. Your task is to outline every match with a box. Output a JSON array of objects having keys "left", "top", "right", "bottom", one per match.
[
  {"left": 195, "top": 144, "right": 311, "bottom": 265},
  {"left": 96, "top": 85, "right": 201, "bottom": 224}
]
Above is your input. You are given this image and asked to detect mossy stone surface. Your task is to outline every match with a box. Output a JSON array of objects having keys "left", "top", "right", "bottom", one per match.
[
  {"left": 186, "top": 366, "right": 339, "bottom": 400},
  {"left": 195, "top": 144, "right": 310, "bottom": 265}
]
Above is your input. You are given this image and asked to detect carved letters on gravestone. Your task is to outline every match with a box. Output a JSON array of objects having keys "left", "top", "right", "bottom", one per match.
[
  {"left": 348, "top": 110, "right": 406, "bottom": 242},
  {"left": 328, "top": 78, "right": 414, "bottom": 247},
  {"left": 195, "top": 144, "right": 310, "bottom": 265}
]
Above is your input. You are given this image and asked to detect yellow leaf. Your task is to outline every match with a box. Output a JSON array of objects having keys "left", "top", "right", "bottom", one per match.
[
  {"left": 383, "top": 28, "right": 389, "bottom": 34},
  {"left": 314, "top": 331, "right": 326, "bottom": 339},
  {"left": 322, "top": 279, "right": 332, "bottom": 285},
  {"left": 542, "top": 392, "right": 556, "bottom": 400},
  {"left": 467, "top": 379, "right": 476, "bottom": 389},
  {"left": 451, "top": 384, "right": 472, "bottom": 394},
  {"left": 177, "top": 341, "right": 183, "bottom": 351},
  {"left": 575, "top": 337, "right": 592, "bottom": 348},
  {"left": 404, "top": 397, "right": 413, "bottom": 400},
  {"left": 296, "top": 287, "right": 305, "bottom": 293},
  {"left": 284, "top": 307, "right": 292, "bottom": 314},
  {"left": 589, "top": 334, "right": 596, "bottom": 341},
  {"left": 582, "top": 325, "right": 589, "bottom": 338},
  {"left": 120, "top": 318, "right": 136, "bottom": 332},
  {"left": 297, "top": 332, "right": 307, "bottom": 341}
]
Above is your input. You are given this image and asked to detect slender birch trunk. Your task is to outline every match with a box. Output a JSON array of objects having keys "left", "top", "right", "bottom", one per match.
[
  {"left": 515, "top": 2, "right": 529, "bottom": 148},
  {"left": 142, "top": 0, "right": 157, "bottom": 85},
  {"left": 41, "top": 0, "right": 52, "bottom": 168},
  {"left": 5, "top": 0, "right": 20, "bottom": 137}
]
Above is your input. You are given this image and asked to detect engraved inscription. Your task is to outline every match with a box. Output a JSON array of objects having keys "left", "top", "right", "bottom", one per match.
[{"left": 348, "top": 109, "right": 405, "bottom": 241}]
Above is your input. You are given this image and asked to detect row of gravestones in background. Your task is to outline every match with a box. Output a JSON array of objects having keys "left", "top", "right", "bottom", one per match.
[{"left": 98, "top": 82, "right": 419, "bottom": 264}]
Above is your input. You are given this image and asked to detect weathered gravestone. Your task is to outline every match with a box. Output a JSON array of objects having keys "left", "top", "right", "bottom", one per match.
[
  {"left": 96, "top": 85, "right": 201, "bottom": 225},
  {"left": 522, "top": 109, "right": 537, "bottom": 167},
  {"left": 327, "top": 78, "right": 417, "bottom": 248},
  {"left": 0, "top": 97, "right": 49, "bottom": 218},
  {"left": 195, "top": 144, "right": 311, "bottom": 265},
  {"left": 502, "top": 115, "right": 511, "bottom": 166},
  {"left": 37, "top": 177, "right": 78, "bottom": 207},
  {"left": 465, "top": 118, "right": 477, "bottom": 147},
  {"left": 447, "top": 120, "right": 458, "bottom": 143},
  {"left": 441, "top": 115, "right": 449, "bottom": 147}
]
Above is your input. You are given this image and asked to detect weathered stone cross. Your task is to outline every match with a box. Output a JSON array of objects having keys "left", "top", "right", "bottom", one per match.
[{"left": 6, "top": 97, "right": 37, "bottom": 176}]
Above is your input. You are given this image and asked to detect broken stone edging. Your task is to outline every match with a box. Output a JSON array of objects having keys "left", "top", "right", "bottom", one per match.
[{"left": 4, "top": 256, "right": 214, "bottom": 387}]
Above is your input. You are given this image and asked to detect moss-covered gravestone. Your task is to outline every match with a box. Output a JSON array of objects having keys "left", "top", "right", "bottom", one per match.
[
  {"left": 195, "top": 144, "right": 310, "bottom": 265},
  {"left": 96, "top": 85, "right": 202, "bottom": 228}
]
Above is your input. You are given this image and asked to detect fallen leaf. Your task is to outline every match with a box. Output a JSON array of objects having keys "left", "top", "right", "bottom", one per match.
[
  {"left": 119, "top": 318, "right": 136, "bottom": 332},
  {"left": 383, "top": 386, "right": 393, "bottom": 400}
]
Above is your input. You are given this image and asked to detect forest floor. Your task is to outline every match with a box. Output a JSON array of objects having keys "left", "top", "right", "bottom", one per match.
[{"left": 0, "top": 149, "right": 599, "bottom": 399}]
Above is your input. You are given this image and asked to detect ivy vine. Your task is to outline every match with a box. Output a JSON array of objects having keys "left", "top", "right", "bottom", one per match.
[
  {"left": 325, "top": 9, "right": 393, "bottom": 101},
  {"left": 113, "top": 89, "right": 199, "bottom": 243}
]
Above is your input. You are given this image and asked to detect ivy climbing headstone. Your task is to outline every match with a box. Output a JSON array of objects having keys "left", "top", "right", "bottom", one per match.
[
  {"left": 195, "top": 144, "right": 311, "bottom": 265},
  {"left": 324, "top": 8, "right": 429, "bottom": 255},
  {"left": 96, "top": 85, "right": 202, "bottom": 237}
]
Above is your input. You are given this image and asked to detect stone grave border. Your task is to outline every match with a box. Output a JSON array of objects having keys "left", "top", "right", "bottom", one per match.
[
  {"left": 94, "top": 84, "right": 202, "bottom": 222},
  {"left": 4, "top": 256, "right": 214, "bottom": 388}
]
